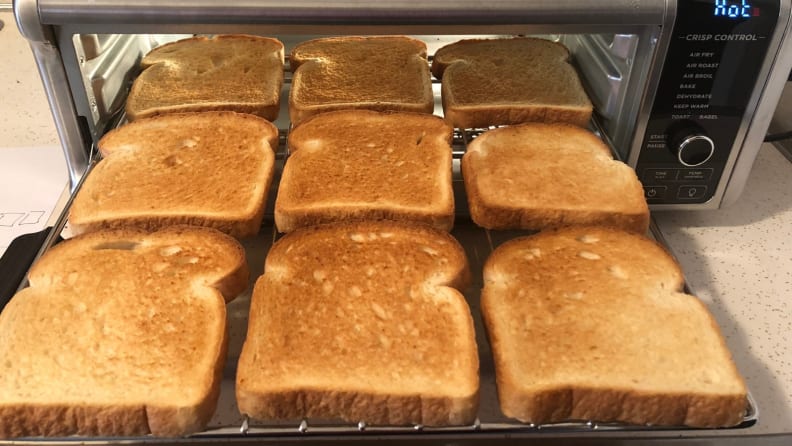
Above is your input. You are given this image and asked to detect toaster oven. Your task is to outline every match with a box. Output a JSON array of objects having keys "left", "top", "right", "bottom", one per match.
[
  {"left": 4, "top": 0, "right": 790, "bottom": 444},
  {"left": 13, "top": 0, "right": 792, "bottom": 210}
]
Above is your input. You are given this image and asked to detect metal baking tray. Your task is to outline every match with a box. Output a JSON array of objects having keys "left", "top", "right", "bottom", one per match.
[
  {"left": 8, "top": 70, "right": 757, "bottom": 442},
  {"left": 18, "top": 134, "right": 757, "bottom": 442}
]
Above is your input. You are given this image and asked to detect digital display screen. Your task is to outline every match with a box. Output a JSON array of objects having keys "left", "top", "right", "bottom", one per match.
[{"left": 714, "top": 0, "right": 756, "bottom": 18}]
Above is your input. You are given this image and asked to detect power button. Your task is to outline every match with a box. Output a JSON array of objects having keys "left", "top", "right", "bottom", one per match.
[{"left": 644, "top": 186, "right": 667, "bottom": 200}]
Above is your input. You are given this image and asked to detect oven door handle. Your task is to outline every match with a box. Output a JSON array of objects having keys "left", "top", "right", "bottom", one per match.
[{"left": 0, "top": 227, "right": 60, "bottom": 311}]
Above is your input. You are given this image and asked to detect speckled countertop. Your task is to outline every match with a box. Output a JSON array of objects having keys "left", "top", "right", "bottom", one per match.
[
  {"left": 653, "top": 144, "right": 792, "bottom": 436},
  {"left": 0, "top": 13, "right": 62, "bottom": 147},
  {"left": 1, "top": 10, "right": 791, "bottom": 441}
]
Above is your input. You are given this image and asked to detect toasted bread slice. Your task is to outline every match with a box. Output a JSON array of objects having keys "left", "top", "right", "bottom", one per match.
[
  {"left": 274, "top": 110, "right": 454, "bottom": 233},
  {"left": 289, "top": 36, "right": 434, "bottom": 125},
  {"left": 462, "top": 123, "right": 649, "bottom": 232},
  {"left": 237, "top": 221, "right": 479, "bottom": 426},
  {"left": 432, "top": 37, "right": 593, "bottom": 128},
  {"left": 126, "top": 35, "right": 284, "bottom": 121},
  {"left": 481, "top": 226, "right": 747, "bottom": 427},
  {"left": 0, "top": 227, "right": 248, "bottom": 438},
  {"left": 70, "top": 111, "right": 277, "bottom": 238}
]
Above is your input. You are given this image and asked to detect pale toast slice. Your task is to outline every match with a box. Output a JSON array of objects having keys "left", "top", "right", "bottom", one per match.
[
  {"left": 289, "top": 36, "right": 434, "bottom": 125},
  {"left": 237, "top": 221, "right": 479, "bottom": 426},
  {"left": 462, "top": 123, "right": 649, "bottom": 232},
  {"left": 275, "top": 110, "right": 454, "bottom": 233},
  {"left": 126, "top": 34, "right": 284, "bottom": 121},
  {"left": 70, "top": 111, "right": 278, "bottom": 238},
  {"left": 0, "top": 226, "right": 248, "bottom": 438},
  {"left": 481, "top": 226, "right": 747, "bottom": 427},
  {"left": 432, "top": 37, "right": 593, "bottom": 128}
]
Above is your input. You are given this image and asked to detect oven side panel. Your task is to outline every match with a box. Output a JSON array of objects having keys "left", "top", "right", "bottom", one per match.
[
  {"left": 721, "top": 0, "right": 792, "bottom": 207},
  {"left": 15, "top": 0, "right": 90, "bottom": 188}
]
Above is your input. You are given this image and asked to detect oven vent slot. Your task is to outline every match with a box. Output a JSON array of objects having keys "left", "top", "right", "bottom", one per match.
[
  {"left": 564, "top": 34, "right": 638, "bottom": 121},
  {"left": 73, "top": 34, "right": 192, "bottom": 136}
]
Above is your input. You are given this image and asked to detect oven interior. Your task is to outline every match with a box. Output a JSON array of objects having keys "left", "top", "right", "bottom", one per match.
[{"left": 64, "top": 29, "right": 661, "bottom": 179}]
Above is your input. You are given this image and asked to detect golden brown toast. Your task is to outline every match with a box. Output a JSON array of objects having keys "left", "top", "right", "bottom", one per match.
[
  {"left": 0, "top": 227, "right": 248, "bottom": 438},
  {"left": 275, "top": 110, "right": 454, "bottom": 232},
  {"left": 126, "top": 35, "right": 284, "bottom": 121},
  {"left": 237, "top": 221, "right": 479, "bottom": 426},
  {"left": 432, "top": 37, "right": 593, "bottom": 128},
  {"left": 289, "top": 36, "right": 434, "bottom": 125},
  {"left": 70, "top": 111, "right": 278, "bottom": 238},
  {"left": 462, "top": 123, "right": 649, "bottom": 232},
  {"left": 481, "top": 226, "right": 747, "bottom": 427}
]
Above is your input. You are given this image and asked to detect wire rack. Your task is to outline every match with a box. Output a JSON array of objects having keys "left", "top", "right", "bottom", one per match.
[{"left": 11, "top": 66, "right": 759, "bottom": 443}]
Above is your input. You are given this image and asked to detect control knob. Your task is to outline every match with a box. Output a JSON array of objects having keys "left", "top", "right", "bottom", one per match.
[{"left": 668, "top": 125, "right": 714, "bottom": 167}]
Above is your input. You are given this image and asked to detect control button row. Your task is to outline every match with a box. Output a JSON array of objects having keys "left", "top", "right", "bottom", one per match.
[
  {"left": 643, "top": 185, "right": 708, "bottom": 200},
  {"left": 643, "top": 168, "right": 714, "bottom": 183}
]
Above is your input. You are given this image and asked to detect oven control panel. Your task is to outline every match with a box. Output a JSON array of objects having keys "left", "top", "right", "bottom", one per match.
[{"left": 636, "top": 0, "right": 779, "bottom": 204}]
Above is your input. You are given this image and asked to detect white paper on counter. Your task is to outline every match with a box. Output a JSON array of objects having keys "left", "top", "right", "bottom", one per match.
[{"left": 0, "top": 145, "right": 67, "bottom": 256}]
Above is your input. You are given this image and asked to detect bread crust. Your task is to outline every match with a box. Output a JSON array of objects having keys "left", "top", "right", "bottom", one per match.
[
  {"left": 237, "top": 386, "right": 478, "bottom": 427},
  {"left": 69, "top": 112, "right": 277, "bottom": 239},
  {"left": 275, "top": 206, "right": 455, "bottom": 235},
  {"left": 444, "top": 103, "right": 592, "bottom": 130},
  {"left": 237, "top": 221, "right": 479, "bottom": 426},
  {"left": 481, "top": 226, "right": 748, "bottom": 427},
  {"left": 69, "top": 212, "right": 265, "bottom": 241},
  {"left": 432, "top": 37, "right": 593, "bottom": 128},
  {"left": 462, "top": 123, "right": 649, "bottom": 233},
  {"left": 0, "top": 226, "right": 248, "bottom": 438},
  {"left": 126, "top": 35, "right": 284, "bottom": 121}
]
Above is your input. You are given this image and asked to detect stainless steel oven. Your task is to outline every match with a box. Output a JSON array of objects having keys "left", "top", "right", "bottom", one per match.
[
  {"left": 13, "top": 0, "right": 792, "bottom": 209},
  {"left": 5, "top": 0, "right": 792, "bottom": 443}
]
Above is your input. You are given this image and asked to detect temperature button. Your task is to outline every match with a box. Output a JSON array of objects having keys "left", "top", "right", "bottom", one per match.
[{"left": 678, "top": 168, "right": 714, "bottom": 181}]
